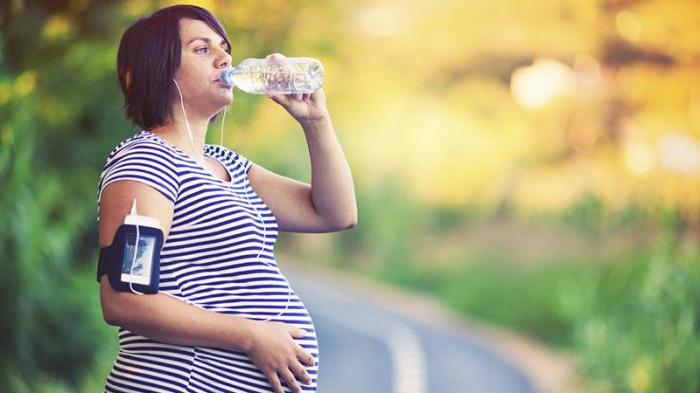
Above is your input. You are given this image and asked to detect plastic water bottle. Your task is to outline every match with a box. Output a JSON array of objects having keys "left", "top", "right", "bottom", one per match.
[{"left": 219, "top": 57, "right": 324, "bottom": 94}]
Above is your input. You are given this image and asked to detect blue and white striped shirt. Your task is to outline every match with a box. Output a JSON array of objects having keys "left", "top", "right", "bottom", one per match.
[{"left": 96, "top": 130, "right": 319, "bottom": 392}]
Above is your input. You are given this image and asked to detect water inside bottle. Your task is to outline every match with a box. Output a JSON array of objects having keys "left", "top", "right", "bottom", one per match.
[{"left": 227, "top": 58, "right": 323, "bottom": 94}]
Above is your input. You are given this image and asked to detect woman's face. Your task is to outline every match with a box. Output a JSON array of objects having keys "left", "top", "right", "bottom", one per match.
[{"left": 173, "top": 17, "right": 233, "bottom": 118}]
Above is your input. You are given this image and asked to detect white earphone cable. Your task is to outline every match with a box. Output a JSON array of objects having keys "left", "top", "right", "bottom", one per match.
[
  {"left": 172, "top": 78, "right": 204, "bottom": 163},
  {"left": 249, "top": 192, "right": 293, "bottom": 322},
  {"left": 220, "top": 106, "right": 226, "bottom": 147},
  {"left": 172, "top": 78, "right": 291, "bottom": 322},
  {"left": 129, "top": 198, "right": 144, "bottom": 295}
]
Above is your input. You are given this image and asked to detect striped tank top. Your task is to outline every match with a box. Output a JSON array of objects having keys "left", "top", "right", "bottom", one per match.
[{"left": 96, "top": 130, "right": 320, "bottom": 392}]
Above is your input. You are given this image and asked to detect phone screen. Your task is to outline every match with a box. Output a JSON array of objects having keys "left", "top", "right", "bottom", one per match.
[{"left": 121, "top": 232, "right": 155, "bottom": 285}]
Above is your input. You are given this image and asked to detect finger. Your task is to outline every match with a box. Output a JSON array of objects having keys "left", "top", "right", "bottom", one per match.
[
  {"left": 279, "top": 368, "right": 302, "bottom": 393},
  {"left": 266, "top": 93, "right": 281, "bottom": 104},
  {"left": 296, "top": 346, "right": 316, "bottom": 367},
  {"left": 290, "top": 362, "right": 312, "bottom": 385},
  {"left": 267, "top": 53, "right": 286, "bottom": 62},
  {"left": 289, "top": 327, "right": 307, "bottom": 338},
  {"left": 264, "top": 370, "right": 285, "bottom": 393},
  {"left": 268, "top": 93, "right": 291, "bottom": 106}
]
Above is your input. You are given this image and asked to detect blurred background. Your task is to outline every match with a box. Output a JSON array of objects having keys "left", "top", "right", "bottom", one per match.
[{"left": 1, "top": 0, "right": 699, "bottom": 392}]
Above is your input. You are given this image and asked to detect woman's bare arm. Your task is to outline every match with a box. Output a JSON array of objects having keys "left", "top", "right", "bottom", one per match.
[
  {"left": 248, "top": 99, "right": 358, "bottom": 234},
  {"left": 98, "top": 180, "right": 255, "bottom": 352},
  {"left": 99, "top": 275, "right": 254, "bottom": 352},
  {"left": 259, "top": 55, "right": 357, "bottom": 234}
]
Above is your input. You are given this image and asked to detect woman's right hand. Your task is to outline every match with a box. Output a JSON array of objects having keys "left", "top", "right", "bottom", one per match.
[{"left": 244, "top": 320, "right": 316, "bottom": 393}]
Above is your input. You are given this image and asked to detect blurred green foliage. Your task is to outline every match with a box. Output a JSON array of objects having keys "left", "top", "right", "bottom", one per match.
[
  {"left": 372, "top": 195, "right": 700, "bottom": 392},
  {"left": 574, "top": 211, "right": 700, "bottom": 393}
]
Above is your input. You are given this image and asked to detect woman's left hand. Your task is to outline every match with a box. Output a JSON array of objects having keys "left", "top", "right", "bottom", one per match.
[{"left": 264, "top": 53, "right": 330, "bottom": 126}]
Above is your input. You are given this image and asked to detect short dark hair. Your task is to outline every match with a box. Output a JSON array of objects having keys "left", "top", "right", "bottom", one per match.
[{"left": 117, "top": 5, "right": 232, "bottom": 130}]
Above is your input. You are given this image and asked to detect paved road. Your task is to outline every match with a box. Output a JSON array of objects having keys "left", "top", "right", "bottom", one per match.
[{"left": 282, "top": 264, "right": 538, "bottom": 393}]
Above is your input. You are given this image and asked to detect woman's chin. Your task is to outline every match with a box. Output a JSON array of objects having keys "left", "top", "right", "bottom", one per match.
[{"left": 214, "top": 91, "right": 233, "bottom": 107}]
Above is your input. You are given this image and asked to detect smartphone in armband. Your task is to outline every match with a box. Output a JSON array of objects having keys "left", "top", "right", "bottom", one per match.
[{"left": 97, "top": 199, "right": 164, "bottom": 294}]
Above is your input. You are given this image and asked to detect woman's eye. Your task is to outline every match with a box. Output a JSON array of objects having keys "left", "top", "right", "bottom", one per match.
[{"left": 195, "top": 47, "right": 209, "bottom": 54}]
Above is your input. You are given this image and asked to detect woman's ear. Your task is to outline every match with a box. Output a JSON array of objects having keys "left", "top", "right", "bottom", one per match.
[{"left": 124, "top": 70, "right": 132, "bottom": 91}]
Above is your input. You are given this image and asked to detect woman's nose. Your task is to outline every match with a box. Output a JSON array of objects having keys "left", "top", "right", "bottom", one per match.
[{"left": 217, "top": 50, "right": 232, "bottom": 68}]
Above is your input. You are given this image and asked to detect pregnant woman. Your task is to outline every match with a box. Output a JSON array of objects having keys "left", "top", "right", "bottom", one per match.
[{"left": 96, "top": 4, "right": 357, "bottom": 393}]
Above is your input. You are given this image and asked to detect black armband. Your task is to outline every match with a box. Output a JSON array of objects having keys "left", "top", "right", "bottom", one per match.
[{"left": 97, "top": 222, "right": 163, "bottom": 294}]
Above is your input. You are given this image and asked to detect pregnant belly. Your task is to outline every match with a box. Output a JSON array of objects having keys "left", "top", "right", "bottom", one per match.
[
  {"left": 112, "top": 332, "right": 319, "bottom": 393},
  {"left": 114, "top": 296, "right": 320, "bottom": 393},
  {"left": 191, "top": 340, "right": 319, "bottom": 392},
  {"left": 172, "top": 268, "right": 320, "bottom": 391},
  {"left": 192, "top": 292, "right": 320, "bottom": 392}
]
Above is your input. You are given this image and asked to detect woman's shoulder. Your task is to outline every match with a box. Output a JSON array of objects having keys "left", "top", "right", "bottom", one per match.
[
  {"left": 103, "top": 130, "right": 182, "bottom": 168},
  {"left": 96, "top": 131, "right": 181, "bottom": 214}
]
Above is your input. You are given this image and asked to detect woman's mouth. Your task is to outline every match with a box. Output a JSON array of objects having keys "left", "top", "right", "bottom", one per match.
[{"left": 213, "top": 78, "right": 231, "bottom": 88}]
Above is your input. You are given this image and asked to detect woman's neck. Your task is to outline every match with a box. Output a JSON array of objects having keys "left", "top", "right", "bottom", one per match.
[{"left": 151, "top": 116, "right": 210, "bottom": 162}]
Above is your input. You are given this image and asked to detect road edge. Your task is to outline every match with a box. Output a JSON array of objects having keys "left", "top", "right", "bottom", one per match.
[{"left": 282, "top": 258, "right": 589, "bottom": 393}]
